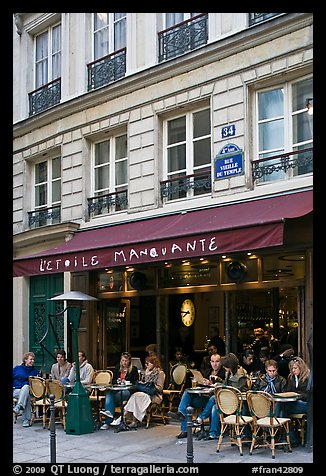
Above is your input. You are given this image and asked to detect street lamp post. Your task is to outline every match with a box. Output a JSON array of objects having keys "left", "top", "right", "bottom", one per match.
[{"left": 50, "top": 291, "right": 98, "bottom": 435}]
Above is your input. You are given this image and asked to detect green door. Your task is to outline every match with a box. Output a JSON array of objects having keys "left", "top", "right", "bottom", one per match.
[{"left": 29, "top": 274, "right": 64, "bottom": 374}]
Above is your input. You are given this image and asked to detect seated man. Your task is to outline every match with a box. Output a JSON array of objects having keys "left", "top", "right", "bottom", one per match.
[
  {"left": 252, "top": 359, "right": 286, "bottom": 416},
  {"left": 13, "top": 352, "right": 40, "bottom": 428},
  {"left": 61, "top": 351, "right": 94, "bottom": 390},
  {"left": 167, "top": 353, "right": 225, "bottom": 439}
]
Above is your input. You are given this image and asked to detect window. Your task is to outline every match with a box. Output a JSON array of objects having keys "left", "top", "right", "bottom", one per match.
[
  {"left": 29, "top": 157, "right": 61, "bottom": 227},
  {"left": 93, "top": 13, "right": 126, "bottom": 60},
  {"left": 254, "top": 77, "right": 313, "bottom": 182},
  {"left": 90, "top": 134, "right": 128, "bottom": 215},
  {"left": 35, "top": 23, "right": 61, "bottom": 88},
  {"left": 162, "top": 108, "right": 211, "bottom": 201}
]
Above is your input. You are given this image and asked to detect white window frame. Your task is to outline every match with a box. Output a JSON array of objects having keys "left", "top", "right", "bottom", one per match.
[
  {"left": 163, "top": 106, "right": 211, "bottom": 200},
  {"left": 93, "top": 13, "right": 126, "bottom": 61},
  {"left": 33, "top": 157, "right": 61, "bottom": 210},
  {"left": 254, "top": 75, "right": 313, "bottom": 183},
  {"left": 34, "top": 22, "right": 61, "bottom": 89},
  {"left": 92, "top": 134, "right": 128, "bottom": 197}
]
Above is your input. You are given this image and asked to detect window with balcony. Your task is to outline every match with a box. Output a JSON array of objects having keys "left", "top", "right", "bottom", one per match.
[
  {"left": 28, "top": 157, "right": 61, "bottom": 228},
  {"left": 88, "top": 13, "right": 126, "bottom": 91},
  {"left": 252, "top": 77, "right": 313, "bottom": 183},
  {"left": 158, "top": 13, "right": 208, "bottom": 62},
  {"left": 161, "top": 108, "right": 211, "bottom": 201},
  {"left": 248, "top": 13, "right": 284, "bottom": 26},
  {"left": 29, "top": 23, "right": 61, "bottom": 116},
  {"left": 88, "top": 134, "right": 128, "bottom": 217}
]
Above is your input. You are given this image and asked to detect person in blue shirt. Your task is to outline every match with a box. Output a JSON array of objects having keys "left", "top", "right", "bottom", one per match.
[{"left": 13, "top": 352, "right": 39, "bottom": 427}]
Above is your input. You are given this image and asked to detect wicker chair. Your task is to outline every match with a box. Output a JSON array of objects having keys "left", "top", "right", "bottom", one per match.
[
  {"left": 163, "top": 364, "right": 187, "bottom": 412},
  {"left": 29, "top": 376, "right": 50, "bottom": 428},
  {"left": 214, "top": 386, "right": 253, "bottom": 456},
  {"left": 289, "top": 413, "right": 307, "bottom": 446},
  {"left": 246, "top": 390, "right": 292, "bottom": 459},
  {"left": 146, "top": 371, "right": 167, "bottom": 428},
  {"left": 89, "top": 370, "right": 113, "bottom": 410},
  {"left": 47, "top": 379, "right": 67, "bottom": 430}
]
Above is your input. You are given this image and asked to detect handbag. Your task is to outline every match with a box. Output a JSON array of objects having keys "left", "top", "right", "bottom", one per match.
[{"left": 135, "top": 381, "right": 156, "bottom": 395}]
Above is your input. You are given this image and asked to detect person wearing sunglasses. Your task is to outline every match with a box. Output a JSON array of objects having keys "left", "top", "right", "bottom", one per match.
[{"left": 100, "top": 352, "right": 138, "bottom": 429}]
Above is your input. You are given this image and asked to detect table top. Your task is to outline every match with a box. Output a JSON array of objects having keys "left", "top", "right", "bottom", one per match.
[{"left": 187, "top": 386, "right": 214, "bottom": 395}]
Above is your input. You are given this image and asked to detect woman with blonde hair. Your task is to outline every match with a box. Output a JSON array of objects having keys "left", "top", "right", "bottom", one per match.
[
  {"left": 123, "top": 354, "right": 164, "bottom": 428},
  {"left": 282, "top": 356, "right": 310, "bottom": 445}
]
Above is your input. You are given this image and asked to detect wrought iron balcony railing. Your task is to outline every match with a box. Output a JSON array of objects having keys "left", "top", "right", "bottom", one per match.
[
  {"left": 252, "top": 147, "right": 313, "bottom": 182},
  {"left": 28, "top": 205, "right": 61, "bottom": 228},
  {"left": 249, "top": 13, "right": 284, "bottom": 26},
  {"left": 88, "top": 190, "right": 128, "bottom": 217},
  {"left": 158, "top": 13, "right": 208, "bottom": 63},
  {"left": 29, "top": 78, "right": 61, "bottom": 116},
  {"left": 87, "top": 48, "right": 126, "bottom": 91},
  {"left": 160, "top": 171, "right": 211, "bottom": 201}
]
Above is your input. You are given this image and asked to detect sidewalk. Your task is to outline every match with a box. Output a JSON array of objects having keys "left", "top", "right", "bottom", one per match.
[{"left": 13, "top": 418, "right": 313, "bottom": 465}]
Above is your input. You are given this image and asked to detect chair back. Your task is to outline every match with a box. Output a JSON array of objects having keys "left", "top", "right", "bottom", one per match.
[
  {"left": 215, "top": 385, "right": 243, "bottom": 416},
  {"left": 93, "top": 370, "right": 113, "bottom": 385},
  {"left": 47, "top": 379, "right": 65, "bottom": 402},
  {"left": 29, "top": 376, "right": 47, "bottom": 399},
  {"left": 170, "top": 364, "right": 187, "bottom": 387},
  {"left": 246, "top": 390, "right": 275, "bottom": 421}
]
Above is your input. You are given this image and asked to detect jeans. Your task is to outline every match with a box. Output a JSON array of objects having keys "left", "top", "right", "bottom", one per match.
[
  {"left": 178, "top": 390, "right": 209, "bottom": 432},
  {"left": 104, "top": 389, "right": 131, "bottom": 424},
  {"left": 13, "top": 385, "right": 32, "bottom": 421},
  {"left": 197, "top": 394, "right": 220, "bottom": 438}
]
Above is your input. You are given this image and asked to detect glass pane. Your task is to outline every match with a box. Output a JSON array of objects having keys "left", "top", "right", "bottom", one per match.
[
  {"left": 52, "top": 158, "right": 61, "bottom": 179},
  {"left": 94, "top": 13, "right": 109, "bottom": 30},
  {"left": 95, "top": 165, "right": 110, "bottom": 191},
  {"left": 292, "top": 78, "right": 313, "bottom": 111},
  {"left": 193, "top": 109, "right": 210, "bottom": 138},
  {"left": 115, "top": 135, "right": 127, "bottom": 160},
  {"left": 194, "top": 138, "right": 211, "bottom": 167},
  {"left": 166, "top": 13, "right": 184, "bottom": 27},
  {"left": 95, "top": 141, "right": 110, "bottom": 166},
  {"left": 259, "top": 119, "right": 284, "bottom": 150},
  {"left": 36, "top": 61, "right": 48, "bottom": 88},
  {"left": 35, "top": 184, "right": 47, "bottom": 207},
  {"left": 258, "top": 89, "right": 284, "bottom": 120},
  {"left": 168, "top": 144, "right": 186, "bottom": 172},
  {"left": 36, "top": 32, "right": 48, "bottom": 62},
  {"left": 94, "top": 28, "right": 109, "bottom": 59},
  {"left": 52, "top": 25, "right": 61, "bottom": 54},
  {"left": 293, "top": 112, "right": 313, "bottom": 144},
  {"left": 114, "top": 14, "right": 126, "bottom": 50},
  {"left": 52, "top": 180, "right": 61, "bottom": 203},
  {"left": 35, "top": 162, "right": 47, "bottom": 184},
  {"left": 115, "top": 160, "right": 127, "bottom": 186},
  {"left": 168, "top": 116, "right": 186, "bottom": 144}
]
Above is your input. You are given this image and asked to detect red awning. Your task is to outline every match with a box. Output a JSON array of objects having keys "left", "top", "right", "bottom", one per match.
[{"left": 13, "top": 190, "right": 312, "bottom": 277}]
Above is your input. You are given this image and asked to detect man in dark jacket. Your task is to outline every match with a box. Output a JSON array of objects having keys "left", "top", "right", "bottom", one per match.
[{"left": 13, "top": 352, "right": 39, "bottom": 427}]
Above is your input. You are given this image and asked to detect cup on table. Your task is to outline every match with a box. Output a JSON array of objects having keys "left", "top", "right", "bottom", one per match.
[{"left": 191, "top": 379, "right": 197, "bottom": 388}]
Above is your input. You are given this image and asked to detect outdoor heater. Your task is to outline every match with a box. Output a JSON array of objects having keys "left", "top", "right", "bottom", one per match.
[{"left": 49, "top": 291, "right": 98, "bottom": 435}]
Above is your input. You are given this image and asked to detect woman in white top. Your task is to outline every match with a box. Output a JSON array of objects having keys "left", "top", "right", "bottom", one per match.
[{"left": 124, "top": 355, "right": 164, "bottom": 427}]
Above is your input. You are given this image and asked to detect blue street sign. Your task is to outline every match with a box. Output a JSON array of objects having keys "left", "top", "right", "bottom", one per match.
[{"left": 215, "top": 148, "right": 244, "bottom": 180}]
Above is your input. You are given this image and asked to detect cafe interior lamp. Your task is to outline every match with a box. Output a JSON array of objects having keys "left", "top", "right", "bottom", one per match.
[
  {"left": 305, "top": 97, "right": 313, "bottom": 115},
  {"left": 50, "top": 291, "right": 98, "bottom": 435}
]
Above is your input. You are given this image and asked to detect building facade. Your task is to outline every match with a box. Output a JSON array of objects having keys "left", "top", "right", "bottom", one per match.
[{"left": 13, "top": 13, "right": 313, "bottom": 373}]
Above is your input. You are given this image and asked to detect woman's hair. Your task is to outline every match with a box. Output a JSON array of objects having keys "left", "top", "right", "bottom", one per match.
[
  {"left": 22, "top": 352, "right": 35, "bottom": 363},
  {"left": 220, "top": 353, "right": 239, "bottom": 374},
  {"left": 120, "top": 352, "right": 132, "bottom": 372},
  {"left": 145, "top": 354, "right": 161, "bottom": 369},
  {"left": 288, "top": 356, "right": 310, "bottom": 382},
  {"left": 56, "top": 349, "right": 67, "bottom": 360}
]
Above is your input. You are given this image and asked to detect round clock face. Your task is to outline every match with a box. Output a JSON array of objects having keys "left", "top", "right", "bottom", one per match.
[{"left": 181, "top": 299, "right": 195, "bottom": 327}]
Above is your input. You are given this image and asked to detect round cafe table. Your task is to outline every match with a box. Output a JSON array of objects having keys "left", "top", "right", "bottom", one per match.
[
  {"left": 84, "top": 384, "right": 113, "bottom": 430},
  {"left": 187, "top": 386, "right": 215, "bottom": 440},
  {"left": 106, "top": 383, "right": 135, "bottom": 433}
]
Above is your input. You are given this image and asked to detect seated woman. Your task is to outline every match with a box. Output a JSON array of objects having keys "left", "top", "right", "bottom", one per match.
[
  {"left": 281, "top": 356, "right": 310, "bottom": 445},
  {"left": 123, "top": 355, "right": 164, "bottom": 428},
  {"left": 100, "top": 352, "right": 139, "bottom": 429}
]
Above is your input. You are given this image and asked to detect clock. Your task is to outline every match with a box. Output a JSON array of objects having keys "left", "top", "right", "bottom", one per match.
[{"left": 181, "top": 299, "right": 196, "bottom": 327}]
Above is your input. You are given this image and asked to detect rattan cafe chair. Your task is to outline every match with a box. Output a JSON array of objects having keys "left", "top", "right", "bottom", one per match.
[
  {"left": 89, "top": 369, "right": 113, "bottom": 410},
  {"left": 46, "top": 379, "right": 67, "bottom": 430},
  {"left": 163, "top": 364, "right": 187, "bottom": 412},
  {"left": 214, "top": 385, "right": 253, "bottom": 456},
  {"left": 246, "top": 390, "right": 292, "bottom": 459},
  {"left": 29, "top": 376, "right": 50, "bottom": 428}
]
